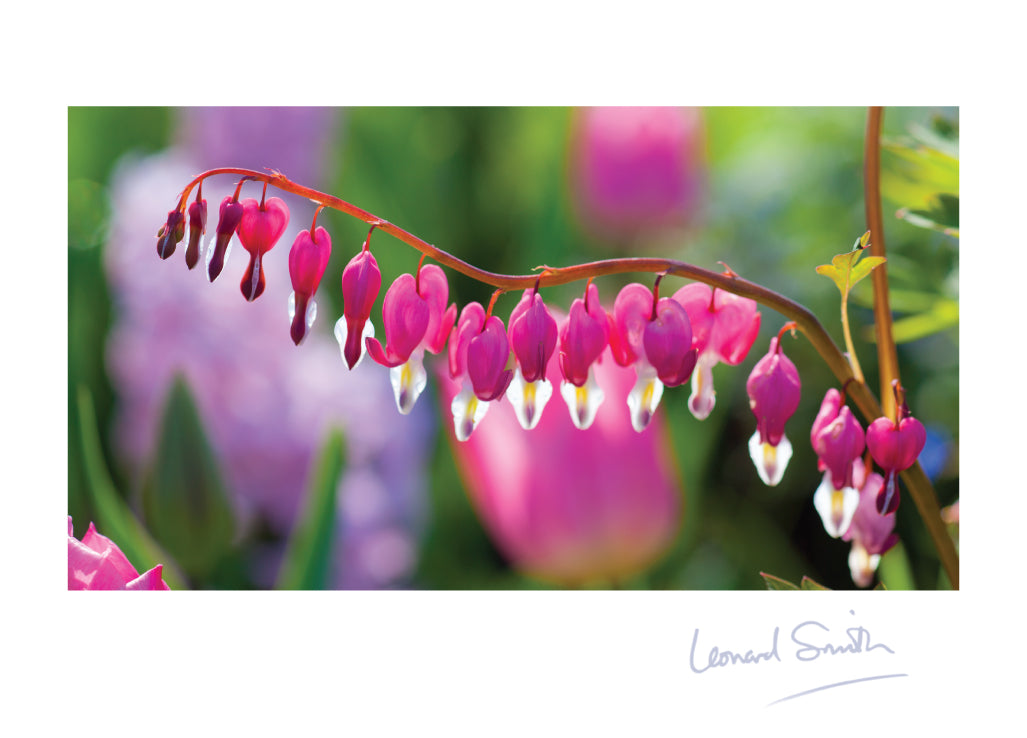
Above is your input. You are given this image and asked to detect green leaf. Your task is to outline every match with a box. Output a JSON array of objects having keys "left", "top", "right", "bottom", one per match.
[
  {"left": 862, "top": 297, "right": 959, "bottom": 344},
  {"left": 799, "top": 576, "right": 831, "bottom": 591},
  {"left": 141, "top": 375, "right": 235, "bottom": 580},
  {"left": 815, "top": 241, "right": 887, "bottom": 296},
  {"left": 75, "top": 386, "right": 187, "bottom": 589},
  {"left": 276, "top": 428, "right": 346, "bottom": 590},
  {"left": 760, "top": 572, "right": 800, "bottom": 591},
  {"left": 878, "top": 543, "right": 916, "bottom": 591},
  {"left": 896, "top": 192, "right": 959, "bottom": 238},
  {"left": 880, "top": 134, "right": 959, "bottom": 211}
]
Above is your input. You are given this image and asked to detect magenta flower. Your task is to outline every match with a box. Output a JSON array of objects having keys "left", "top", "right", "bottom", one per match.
[
  {"left": 206, "top": 195, "right": 245, "bottom": 283},
  {"left": 809, "top": 389, "right": 865, "bottom": 537},
  {"left": 334, "top": 245, "right": 382, "bottom": 369},
  {"left": 448, "top": 302, "right": 514, "bottom": 441},
  {"left": 236, "top": 195, "right": 290, "bottom": 302},
  {"left": 746, "top": 328, "right": 801, "bottom": 486},
  {"left": 557, "top": 282, "right": 610, "bottom": 430},
  {"left": 287, "top": 225, "right": 332, "bottom": 346},
  {"left": 610, "top": 282, "right": 697, "bottom": 431},
  {"left": 571, "top": 106, "right": 705, "bottom": 243},
  {"left": 156, "top": 209, "right": 185, "bottom": 260},
  {"left": 506, "top": 289, "right": 558, "bottom": 430},
  {"left": 185, "top": 196, "right": 207, "bottom": 270},
  {"left": 438, "top": 340, "right": 681, "bottom": 587},
  {"left": 68, "top": 517, "right": 170, "bottom": 590},
  {"left": 673, "top": 282, "right": 761, "bottom": 420},
  {"left": 866, "top": 413, "right": 926, "bottom": 515},
  {"left": 365, "top": 264, "right": 457, "bottom": 414},
  {"left": 841, "top": 461, "right": 899, "bottom": 587}
]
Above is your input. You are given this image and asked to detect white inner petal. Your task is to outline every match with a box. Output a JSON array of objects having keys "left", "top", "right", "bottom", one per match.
[
  {"left": 560, "top": 370, "right": 604, "bottom": 431},
  {"left": 507, "top": 368, "right": 553, "bottom": 431},
  {"left": 688, "top": 355, "right": 716, "bottom": 421},
  {"left": 390, "top": 350, "right": 427, "bottom": 415},
  {"left": 204, "top": 234, "right": 234, "bottom": 283},
  {"left": 748, "top": 431, "right": 793, "bottom": 487},
  {"left": 848, "top": 543, "right": 881, "bottom": 588},
  {"left": 452, "top": 380, "right": 490, "bottom": 441},
  {"left": 334, "top": 316, "right": 375, "bottom": 370},
  {"left": 288, "top": 291, "right": 297, "bottom": 322},
  {"left": 813, "top": 475, "right": 860, "bottom": 538},
  {"left": 627, "top": 368, "right": 664, "bottom": 432}
]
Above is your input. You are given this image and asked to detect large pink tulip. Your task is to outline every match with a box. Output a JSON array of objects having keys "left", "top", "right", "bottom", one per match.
[
  {"left": 68, "top": 517, "right": 170, "bottom": 591},
  {"left": 438, "top": 338, "right": 682, "bottom": 587}
]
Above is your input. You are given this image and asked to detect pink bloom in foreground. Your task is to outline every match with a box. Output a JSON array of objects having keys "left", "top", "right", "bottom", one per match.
[
  {"left": 68, "top": 517, "right": 170, "bottom": 591},
  {"left": 439, "top": 341, "right": 681, "bottom": 587},
  {"left": 746, "top": 331, "right": 801, "bottom": 486}
]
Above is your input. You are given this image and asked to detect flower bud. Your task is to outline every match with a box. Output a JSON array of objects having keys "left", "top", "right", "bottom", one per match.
[
  {"left": 206, "top": 196, "right": 245, "bottom": 283},
  {"left": 185, "top": 198, "right": 207, "bottom": 269},
  {"left": 335, "top": 249, "right": 382, "bottom": 369},
  {"left": 287, "top": 226, "right": 332, "bottom": 345},
  {"left": 746, "top": 334, "right": 801, "bottom": 486},
  {"left": 156, "top": 209, "right": 186, "bottom": 260}
]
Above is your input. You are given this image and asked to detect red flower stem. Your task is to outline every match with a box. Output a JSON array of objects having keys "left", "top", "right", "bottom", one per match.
[
  {"left": 864, "top": 107, "right": 901, "bottom": 420},
  {"left": 173, "top": 165, "right": 958, "bottom": 589}
]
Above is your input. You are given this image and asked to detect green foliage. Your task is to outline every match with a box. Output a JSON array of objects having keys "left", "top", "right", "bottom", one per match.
[
  {"left": 760, "top": 572, "right": 800, "bottom": 590},
  {"left": 75, "top": 387, "right": 187, "bottom": 589},
  {"left": 815, "top": 232, "right": 886, "bottom": 296},
  {"left": 141, "top": 376, "right": 236, "bottom": 581},
  {"left": 276, "top": 429, "right": 347, "bottom": 590}
]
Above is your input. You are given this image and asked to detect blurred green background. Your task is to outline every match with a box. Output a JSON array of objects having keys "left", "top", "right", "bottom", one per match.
[{"left": 68, "top": 106, "right": 958, "bottom": 590}]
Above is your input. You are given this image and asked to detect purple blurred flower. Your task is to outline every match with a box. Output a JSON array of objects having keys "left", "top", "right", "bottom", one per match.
[
  {"left": 571, "top": 106, "right": 705, "bottom": 244},
  {"left": 104, "top": 107, "right": 432, "bottom": 588}
]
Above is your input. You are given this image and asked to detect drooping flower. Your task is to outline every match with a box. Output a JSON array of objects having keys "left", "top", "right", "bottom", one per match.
[
  {"left": 448, "top": 301, "right": 515, "bottom": 441},
  {"left": 571, "top": 106, "right": 705, "bottom": 244},
  {"left": 206, "top": 195, "right": 245, "bottom": 282},
  {"left": 185, "top": 196, "right": 207, "bottom": 270},
  {"left": 746, "top": 326, "right": 801, "bottom": 486},
  {"left": 672, "top": 282, "right": 760, "bottom": 420},
  {"left": 288, "top": 225, "right": 332, "bottom": 346},
  {"left": 68, "top": 517, "right": 170, "bottom": 590},
  {"left": 439, "top": 338, "right": 681, "bottom": 587},
  {"left": 506, "top": 288, "right": 559, "bottom": 430},
  {"left": 365, "top": 263, "right": 457, "bottom": 414},
  {"left": 236, "top": 195, "right": 290, "bottom": 302},
  {"left": 609, "top": 281, "right": 697, "bottom": 431},
  {"left": 156, "top": 209, "right": 185, "bottom": 260},
  {"left": 841, "top": 461, "right": 899, "bottom": 587},
  {"left": 809, "top": 388, "right": 865, "bottom": 538},
  {"left": 557, "top": 282, "right": 610, "bottom": 430},
  {"left": 334, "top": 243, "right": 382, "bottom": 369},
  {"left": 865, "top": 381, "right": 927, "bottom": 515}
]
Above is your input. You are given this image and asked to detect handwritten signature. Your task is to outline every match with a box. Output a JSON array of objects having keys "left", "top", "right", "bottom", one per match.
[{"left": 689, "top": 611, "right": 894, "bottom": 674}]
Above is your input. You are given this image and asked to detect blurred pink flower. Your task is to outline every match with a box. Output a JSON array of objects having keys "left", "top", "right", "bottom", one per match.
[
  {"left": 571, "top": 106, "right": 705, "bottom": 243},
  {"left": 438, "top": 335, "right": 681, "bottom": 587},
  {"left": 68, "top": 517, "right": 169, "bottom": 591},
  {"left": 104, "top": 107, "right": 432, "bottom": 588}
]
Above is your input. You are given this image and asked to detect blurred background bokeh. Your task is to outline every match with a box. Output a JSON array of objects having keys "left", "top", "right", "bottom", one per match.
[{"left": 68, "top": 106, "right": 958, "bottom": 590}]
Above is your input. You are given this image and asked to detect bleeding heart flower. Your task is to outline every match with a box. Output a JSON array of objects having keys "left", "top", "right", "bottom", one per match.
[
  {"left": 841, "top": 460, "right": 899, "bottom": 587},
  {"left": 156, "top": 209, "right": 185, "bottom": 260},
  {"left": 236, "top": 196, "right": 290, "bottom": 302},
  {"left": 449, "top": 302, "right": 514, "bottom": 440},
  {"left": 364, "top": 264, "right": 456, "bottom": 414},
  {"left": 287, "top": 225, "right": 332, "bottom": 345},
  {"left": 557, "top": 282, "right": 610, "bottom": 430},
  {"left": 506, "top": 289, "right": 558, "bottom": 430},
  {"left": 206, "top": 195, "right": 245, "bottom": 283},
  {"left": 68, "top": 517, "right": 170, "bottom": 591},
  {"left": 334, "top": 246, "right": 382, "bottom": 369},
  {"left": 746, "top": 326, "right": 801, "bottom": 486},
  {"left": 866, "top": 414, "right": 926, "bottom": 515},
  {"left": 610, "top": 282, "right": 697, "bottom": 431},
  {"left": 185, "top": 197, "right": 207, "bottom": 270},
  {"left": 673, "top": 282, "right": 760, "bottom": 420}
]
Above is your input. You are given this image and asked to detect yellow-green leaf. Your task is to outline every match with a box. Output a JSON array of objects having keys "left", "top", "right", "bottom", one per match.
[
  {"left": 800, "top": 576, "right": 831, "bottom": 591},
  {"left": 815, "top": 244, "right": 886, "bottom": 296}
]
